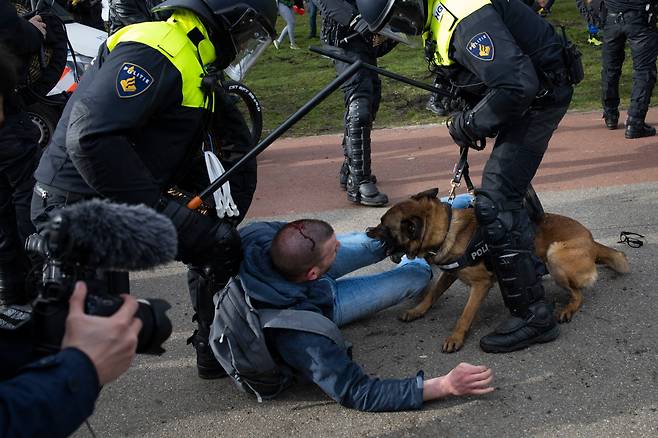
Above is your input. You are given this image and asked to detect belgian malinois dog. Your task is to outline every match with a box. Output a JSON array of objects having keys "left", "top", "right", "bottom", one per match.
[{"left": 367, "top": 189, "right": 630, "bottom": 353}]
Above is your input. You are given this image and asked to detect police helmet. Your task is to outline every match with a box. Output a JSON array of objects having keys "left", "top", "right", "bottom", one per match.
[
  {"left": 356, "top": 0, "right": 426, "bottom": 35},
  {"left": 153, "top": 0, "right": 278, "bottom": 75}
]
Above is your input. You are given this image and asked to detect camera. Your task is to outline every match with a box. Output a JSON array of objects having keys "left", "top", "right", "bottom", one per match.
[{"left": 25, "top": 211, "right": 173, "bottom": 356}]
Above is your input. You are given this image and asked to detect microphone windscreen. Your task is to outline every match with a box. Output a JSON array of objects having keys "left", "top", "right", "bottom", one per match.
[{"left": 57, "top": 199, "right": 178, "bottom": 270}]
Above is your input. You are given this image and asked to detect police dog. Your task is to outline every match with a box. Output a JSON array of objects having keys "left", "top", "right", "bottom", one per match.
[{"left": 366, "top": 188, "right": 630, "bottom": 353}]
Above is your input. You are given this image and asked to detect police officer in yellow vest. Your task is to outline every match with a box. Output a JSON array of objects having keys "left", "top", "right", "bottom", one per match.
[
  {"left": 357, "top": 0, "right": 577, "bottom": 353},
  {"left": 31, "top": 0, "right": 277, "bottom": 378}
]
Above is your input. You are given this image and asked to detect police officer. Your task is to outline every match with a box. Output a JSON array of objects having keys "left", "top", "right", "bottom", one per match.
[
  {"left": 31, "top": 0, "right": 277, "bottom": 378},
  {"left": 601, "top": 0, "right": 658, "bottom": 138},
  {"left": 315, "top": 0, "right": 397, "bottom": 207},
  {"left": 0, "top": 2, "right": 46, "bottom": 306},
  {"left": 358, "top": 0, "right": 577, "bottom": 353}
]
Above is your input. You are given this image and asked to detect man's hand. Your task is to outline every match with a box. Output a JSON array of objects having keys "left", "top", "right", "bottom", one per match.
[
  {"left": 28, "top": 15, "right": 47, "bottom": 38},
  {"left": 61, "top": 282, "right": 142, "bottom": 386},
  {"left": 423, "top": 363, "right": 494, "bottom": 401},
  {"left": 447, "top": 111, "right": 486, "bottom": 150}
]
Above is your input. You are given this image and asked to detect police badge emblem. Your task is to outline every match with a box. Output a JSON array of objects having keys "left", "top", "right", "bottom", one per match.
[
  {"left": 116, "top": 63, "right": 154, "bottom": 98},
  {"left": 466, "top": 32, "right": 494, "bottom": 61}
]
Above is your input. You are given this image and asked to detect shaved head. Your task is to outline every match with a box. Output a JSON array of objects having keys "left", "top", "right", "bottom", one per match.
[{"left": 270, "top": 219, "right": 335, "bottom": 280}]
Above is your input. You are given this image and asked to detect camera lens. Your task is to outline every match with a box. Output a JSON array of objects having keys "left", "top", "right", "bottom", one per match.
[
  {"left": 25, "top": 233, "right": 49, "bottom": 257},
  {"left": 134, "top": 299, "right": 173, "bottom": 354}
]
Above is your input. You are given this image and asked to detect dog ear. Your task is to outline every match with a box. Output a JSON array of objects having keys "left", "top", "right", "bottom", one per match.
[{"left": 411, "top": 188, "right": 439, "bottom": 201}]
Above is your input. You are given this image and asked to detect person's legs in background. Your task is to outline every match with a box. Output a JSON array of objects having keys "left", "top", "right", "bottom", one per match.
[
  {"left": 308, "top": 0, "right": 317, "bottom": 38},
  {"left": 601, "top": 13, "right": 626, "bottom": 130},
  {"left": 623, "top": 13, "right": 658, "bottom": 138},
  {"left": 275, "top": 3, "right": 298, "bottom": 49},
  {"left": 335, "top": 44, "right": 388, "bottom": 207}
]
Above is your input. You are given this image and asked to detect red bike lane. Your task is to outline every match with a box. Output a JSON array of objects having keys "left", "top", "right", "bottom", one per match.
[{"left": 246, "top": 109, "right": 658, "bottom": 218}]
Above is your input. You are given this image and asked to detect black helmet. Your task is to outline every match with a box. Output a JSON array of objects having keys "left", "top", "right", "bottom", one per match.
[
  {"left": 356, "top": 0, "right": 426, "bottom": 35},
  {"left": 154, "top": 0, "right": 278, "bottom": 75}
]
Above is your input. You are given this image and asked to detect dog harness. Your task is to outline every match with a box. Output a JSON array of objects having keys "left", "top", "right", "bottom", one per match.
[{"left": 425, "top": 203, "right": 490, "bottom": 272}]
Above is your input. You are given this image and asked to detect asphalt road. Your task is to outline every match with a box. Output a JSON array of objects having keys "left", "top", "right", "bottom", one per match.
[{"left": 75, "top": 109, "right": 658, "bottom": 437}]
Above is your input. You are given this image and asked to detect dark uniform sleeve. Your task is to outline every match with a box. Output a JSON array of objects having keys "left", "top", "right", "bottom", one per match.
[
  {"left": 273, "top": 330, "right": 424, "bottom": 412},
  {"left": 65, "top": 43, "right": 182, "bottom": 205},
  {"left": 108, "top": 0, "right": 155, "bottom": 34},
  {"left": 0, "top": 0, "right": 43, "bottom": 57},
  {"left": 314, "top": 0, "right": 357, "bottom": 26},
  {"left": 0, "top": 348, "right": 100, "bottom": 438},
  {"left": 451, "top": 5, "right": 539, "bottom": 139}
]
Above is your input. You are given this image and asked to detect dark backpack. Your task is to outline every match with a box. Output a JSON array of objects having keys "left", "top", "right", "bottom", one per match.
[{"left": 210, "top": 276, "right": 348, "bottom": 402}]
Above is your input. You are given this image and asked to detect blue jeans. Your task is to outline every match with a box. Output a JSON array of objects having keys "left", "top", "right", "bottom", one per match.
[
  {"left": 327, "top": 232, "right": 432, "bottom": 327},
  {"left": 308, "top": 0, "right": 318, "bottom": 37},
  {"left": 441, "top": 193, "right": 473, "bottom": 209}
]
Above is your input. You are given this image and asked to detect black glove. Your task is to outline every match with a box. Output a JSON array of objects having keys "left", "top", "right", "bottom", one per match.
[
  {"left": 446, "top": 111, "right": 486, "bottom": 151},
  {"left": 348, "top": 14, "right": 372, "bottom": 39},
  {"left": 156, "top": 195, "right": 242, "bottom": 274}
]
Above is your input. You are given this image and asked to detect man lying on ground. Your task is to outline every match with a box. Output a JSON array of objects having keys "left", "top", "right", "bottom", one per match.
[{"left": 233, "top": 219, "right": 494, "bottom": 411}]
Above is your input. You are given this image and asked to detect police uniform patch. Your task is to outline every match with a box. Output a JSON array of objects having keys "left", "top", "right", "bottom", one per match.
[
  {"left": 116, "top": 63, "right": 153, "bottom": 98},
  {"left": 433, "top": 3, "right": 445, "bottom": 20},
  {"left": 467, "top": 32, "right": 495, "bottom": 61}
]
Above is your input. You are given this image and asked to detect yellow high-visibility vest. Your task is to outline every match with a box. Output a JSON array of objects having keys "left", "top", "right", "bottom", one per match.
[{"left": 423, "top": 0, "right": 491, "bottom": 66}]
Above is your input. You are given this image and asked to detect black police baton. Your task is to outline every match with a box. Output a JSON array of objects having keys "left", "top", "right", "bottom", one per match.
[
  {"left": 187, "top": 59, "right": 364, "bottom": 209},
  {"left": 309, "top": 45, "right": 454, "bottom": 97}
]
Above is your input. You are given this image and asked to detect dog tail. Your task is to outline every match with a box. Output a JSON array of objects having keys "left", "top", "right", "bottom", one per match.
[{"left": 594, "top": 242, "right": 630, "bottom": 274}]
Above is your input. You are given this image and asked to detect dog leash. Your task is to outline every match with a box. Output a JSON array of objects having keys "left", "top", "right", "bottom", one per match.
[{"left": 448, "top": 146, "right": 476, "bottom": 201}]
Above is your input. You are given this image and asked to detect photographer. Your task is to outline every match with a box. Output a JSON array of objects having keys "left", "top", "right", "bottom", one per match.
[{"left": 1, "top": 281, "right": 140, "bottom": 437}]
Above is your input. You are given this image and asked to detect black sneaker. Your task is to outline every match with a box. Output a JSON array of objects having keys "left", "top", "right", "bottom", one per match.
[
  {"left": 188, "top": 330, "right": 227, "bottom": 379},
  {"left": 625, "top": 118, "right": 656, "bottom": 139},
  {"left": 603, "top": 110, "right": 619, "bottom": 130},
  {"left": 480, "top": 301, "right": 559, "bottom": 353}
]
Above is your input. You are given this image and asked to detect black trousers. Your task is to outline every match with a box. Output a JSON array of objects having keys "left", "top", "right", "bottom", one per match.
[
  {"left": 332, "top": 41, "right": 382, "bottom": 119},
  {"left": 601, "top": 10, "right": 658, "bottom": 119},
  {"left": 0, "top": 114, "right": 40, "bottom": 268},
  {"left": 481, "top": 85, "right": 573, "bottom": 208}
]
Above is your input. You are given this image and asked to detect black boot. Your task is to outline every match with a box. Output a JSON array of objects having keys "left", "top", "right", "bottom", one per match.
[
  {"left": 426, "top": 93, "right": 448, "bottom": 116},
  {"left": 346, "top": 176, "right": 388, "bottom": 206},
  {"left": 187, "top": 267, "right": 227, "bottom": 379},
  {"left": 339, "top": 158, "right": 377, "bottom": 190},
  {"left": 345, "top": 97, "right": 388, "bottom": 207},
  {"left": 187, "top": 326, "right": 227, "bottom": 379},
  {"left": 603, "top": 109, "right": 619, "bottom": 130},
  {"left": 339, "top": 157, "right": 349, "bottom": 190},
  {"left": 474, "top": 192, "right": 559, "bottom": 353},
  {"left": 625, "top": 117, "right": 656, "bottom": 139},
  {"left": 480, "top": 301, "right": 559, "bottom": 353}
]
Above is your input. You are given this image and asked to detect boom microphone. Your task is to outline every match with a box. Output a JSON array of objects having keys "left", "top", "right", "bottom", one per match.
[
  {"left": 24, "top": 199, "right": 177, "bottom": 355},
  {"left": 42, "top": 199, "right": 178, "bottom": 270}
]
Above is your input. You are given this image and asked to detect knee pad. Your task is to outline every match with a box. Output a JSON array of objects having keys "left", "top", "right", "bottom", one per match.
[{"left": 474, "top": 191, "right": 510, "bottom": 244}]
